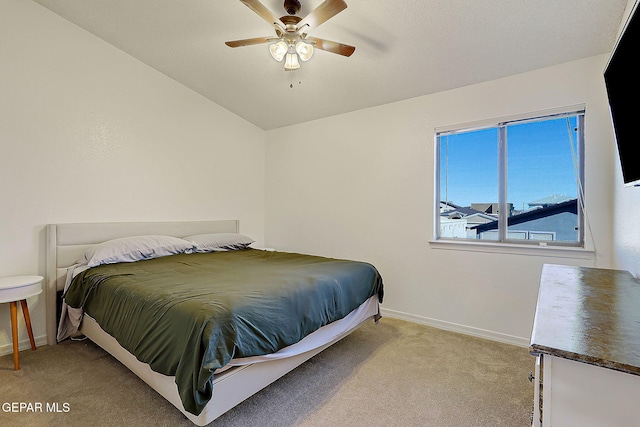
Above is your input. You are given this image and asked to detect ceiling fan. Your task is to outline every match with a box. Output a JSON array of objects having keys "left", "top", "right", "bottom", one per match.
[{"left": 225, "top": 0, "right": 355, "bottom": 71}]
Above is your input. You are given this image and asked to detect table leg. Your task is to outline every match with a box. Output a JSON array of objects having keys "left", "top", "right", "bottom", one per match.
[
  {"left": 10, "top": 301, "right": 19, "bottom": 370},
  {"left": 20, "top": 299, "right": 37, "bottom": 351}
]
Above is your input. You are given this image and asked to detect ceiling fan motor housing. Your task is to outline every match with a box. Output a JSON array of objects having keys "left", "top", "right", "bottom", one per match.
[{"left": 284, "top": 0, "right": 301, "bottom": 15}]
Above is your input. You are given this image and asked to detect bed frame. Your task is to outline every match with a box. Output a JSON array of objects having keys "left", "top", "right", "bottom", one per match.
[{"left": 45, "top": 220, "right": 377, "bottom": 425}]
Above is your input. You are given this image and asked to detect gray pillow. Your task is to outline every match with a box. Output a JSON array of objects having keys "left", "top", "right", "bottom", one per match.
[
  {"left": 79, "top": 235, "right": 194, "bottom": 267},
  {"left": 183, "top": 233, "right": 254, "bottom": 253}
]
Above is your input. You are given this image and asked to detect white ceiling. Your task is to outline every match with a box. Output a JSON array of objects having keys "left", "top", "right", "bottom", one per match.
[{"left": 32, "top": 0, "right": 628, "bottom": 130}]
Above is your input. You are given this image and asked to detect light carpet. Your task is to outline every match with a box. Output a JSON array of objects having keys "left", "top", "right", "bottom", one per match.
[{"left": 0, "top": 317, "right": 534, "bottom": 426}]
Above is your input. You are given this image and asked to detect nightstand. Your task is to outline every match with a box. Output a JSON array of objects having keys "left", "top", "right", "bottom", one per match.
[{"left": 0, "top": 275, "right": 43, "bottom": 370}]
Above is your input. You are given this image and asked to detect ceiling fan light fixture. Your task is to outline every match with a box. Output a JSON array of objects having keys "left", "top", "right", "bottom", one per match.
[
  {"left": 295, "top": 41, "right": 314, "bottom": 61},
  {"left": 284, "top": 52, "right": 300, "bottom": 70},
  {"left": 269, "top": 40, "right": 288, "bottom": 62},
  {"left": 226, "top": 0, "right": 356, "bottom": 78}
]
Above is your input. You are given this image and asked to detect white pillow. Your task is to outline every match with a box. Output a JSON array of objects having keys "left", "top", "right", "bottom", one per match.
[
  {"left": 183, "top": 233, "right": 254, "bottom": 253},
  {"left": 79, "top": 235, "right": 195, "bottom": 267}
]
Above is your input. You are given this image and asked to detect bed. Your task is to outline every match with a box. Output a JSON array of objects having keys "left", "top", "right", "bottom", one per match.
[{"left": 45, "top": 220, "right": 383, "bottom": 425}]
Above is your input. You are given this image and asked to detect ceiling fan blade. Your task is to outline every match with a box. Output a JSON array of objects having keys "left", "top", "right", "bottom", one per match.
[
  {"left": 297, "top": 0, "right": 347, "bottom": 35},
  {"left": 306, "top": 36, "right": 355, "bottom": 57},
  {"left": 225, "top": 37, "right": 279, "bottom": 48},
  {"left": 238, "top": 0, "right": 285, "bottom": 32}
]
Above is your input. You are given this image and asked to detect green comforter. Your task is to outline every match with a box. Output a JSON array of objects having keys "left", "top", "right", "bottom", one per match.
[{"left": 63, "top": 249, "right": 384, "bottom": 415}]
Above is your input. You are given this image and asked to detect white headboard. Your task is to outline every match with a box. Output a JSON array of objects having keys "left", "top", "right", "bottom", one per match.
[{"left": 45, "top": 220, "right": 239, "bottom": 345}]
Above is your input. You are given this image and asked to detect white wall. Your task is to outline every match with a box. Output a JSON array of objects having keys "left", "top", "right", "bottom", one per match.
[
  {"left": 266, "top": 55, "right": 616, "bottom": 345},
  {"left": 613, "top": 187, "right": 640, "bottom": 276},
  {"left": 613, "top": 186, "right": 640, "bottom": 276},
  {"left": 0, "top": 0, "right": 265, "bottom": 354}
]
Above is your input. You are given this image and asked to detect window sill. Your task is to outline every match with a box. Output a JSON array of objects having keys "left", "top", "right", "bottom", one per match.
[{"left": 429, "top": 239, "right": 595, "bottom": 259}]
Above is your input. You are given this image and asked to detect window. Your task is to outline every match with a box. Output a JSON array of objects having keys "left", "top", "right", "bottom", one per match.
[{"left": 435, "top": 108, "right": 585, "bottom": 247}]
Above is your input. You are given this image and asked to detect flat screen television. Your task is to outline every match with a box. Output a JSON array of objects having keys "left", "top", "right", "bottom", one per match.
[{"left": 604, "top": 0, "right": 640, "bottom": 187}]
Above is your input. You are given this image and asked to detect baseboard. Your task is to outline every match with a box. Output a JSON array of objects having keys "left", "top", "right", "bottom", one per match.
[
  {"left": 0, "top": 335, "right": 48, "bottom": 357},
  {"left": 380, "top": 307, "right": 530, "bottom": 348}
]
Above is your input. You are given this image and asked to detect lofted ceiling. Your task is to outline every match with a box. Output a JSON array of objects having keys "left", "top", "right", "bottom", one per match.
[{"left": 32, "top": 0, "right": 628, "bottom": 130}]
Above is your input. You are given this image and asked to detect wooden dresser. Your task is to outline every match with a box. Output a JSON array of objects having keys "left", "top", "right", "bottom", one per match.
[{"left": 529, "top": 264, "right": 640, "bottom": 426}]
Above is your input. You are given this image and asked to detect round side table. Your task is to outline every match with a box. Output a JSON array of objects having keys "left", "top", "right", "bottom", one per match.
[{"left": 0, "top": 275, "right": 43, "bottom": 370}]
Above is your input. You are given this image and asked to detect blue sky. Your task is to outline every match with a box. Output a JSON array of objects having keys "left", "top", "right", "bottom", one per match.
[{"left": 439, "top": 117, "right": 579, "bottom": 211}]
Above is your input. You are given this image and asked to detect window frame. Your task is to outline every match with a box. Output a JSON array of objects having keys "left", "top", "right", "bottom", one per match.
[{"left": 433, "top": 105, "right": 587, "bottom": 251}]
